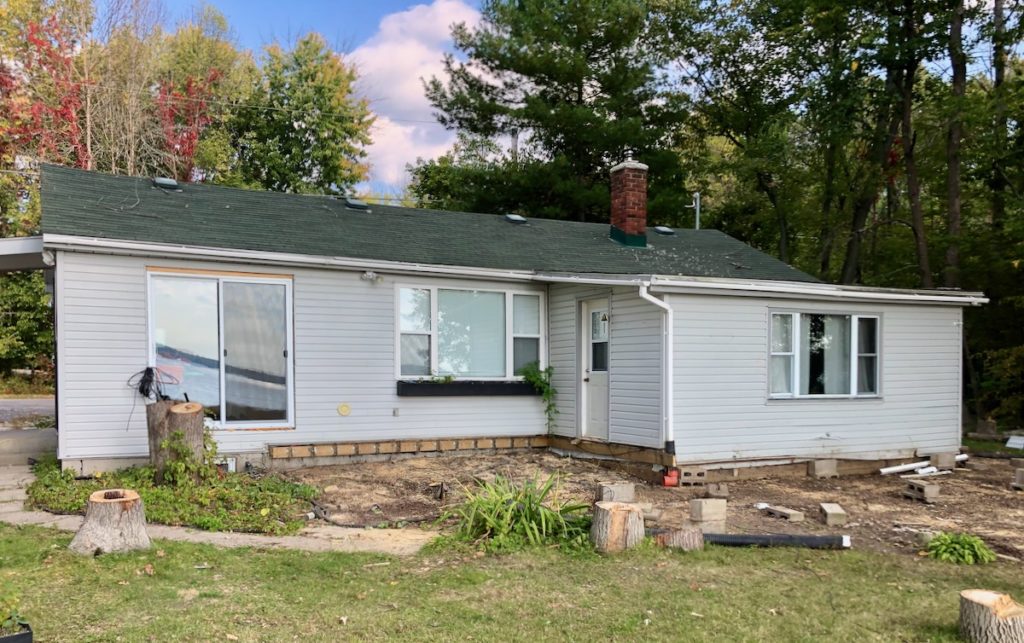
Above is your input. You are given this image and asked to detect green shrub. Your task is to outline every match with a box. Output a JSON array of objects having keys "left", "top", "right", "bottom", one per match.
[
  {"left": 27, "top": 456, "right": 317, "bottom": 535},
  {"left": 445, "top": 475, "right": 591, "bottom": 553},
  {"left": 927, "top": 532, "right": 997, "bottom": 565},
  {"left": 0, "top": 585, "right": 27, "bottom": 635}
]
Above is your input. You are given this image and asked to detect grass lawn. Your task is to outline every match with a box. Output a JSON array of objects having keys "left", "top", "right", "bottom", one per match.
[
  {"left": 963, "top": 436, "right": 1024, "bottom": 456},
  {"left": 2, "top": 524, "right": 1022, "bottom": 641}
]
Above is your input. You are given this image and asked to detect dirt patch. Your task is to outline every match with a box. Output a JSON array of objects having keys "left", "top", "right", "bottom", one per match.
[{"left": 288, "top": 453, "right": 1024, "bottom": 559}]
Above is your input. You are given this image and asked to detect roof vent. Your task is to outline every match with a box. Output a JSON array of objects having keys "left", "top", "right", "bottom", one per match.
[
  {"left": 152, "top": 177, "right": 180, "bottom": 190},
  {"left": 653, "top": 225, "right": 675, "bottom": 236},
  {"left": 343, "top": 196, "right": 370, "bottom": 211},
  {"left": 505, "top": 213, "right": 527, "bottom": 224}
]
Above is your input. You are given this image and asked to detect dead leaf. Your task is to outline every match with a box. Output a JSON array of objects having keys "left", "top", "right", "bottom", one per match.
[
  {"left": 142, "top": 564, "right": 155, "bottom": 576},
  {"left": 225, "top": 635, "right": 239, "bottom": 641},
  {"left": 338, "top": 616, "right": 349, "bottom": 626},
  {"left": 118, "top": 580, "right": 129, "bottom": 586},
  {"left": 156, "top": 550, "right": 166, "bottom": 558}
]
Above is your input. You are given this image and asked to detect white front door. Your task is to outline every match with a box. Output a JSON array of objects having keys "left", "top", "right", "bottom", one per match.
[{"left": 581, "top": 298, "right": 609, "bottom": 441}]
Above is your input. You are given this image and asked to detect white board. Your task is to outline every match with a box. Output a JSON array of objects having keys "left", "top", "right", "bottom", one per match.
[{"left": 1006, "top": 436, "right": 1024, "bottom": 450}]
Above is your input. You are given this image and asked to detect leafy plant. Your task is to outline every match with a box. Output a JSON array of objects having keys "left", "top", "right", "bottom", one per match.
[
  {"left": 27, "top": 455, "right": 317, "bottom": 535},
  {"left": 926, "top": 532, "right": 996, "bottom": 565},
  {"left": 444, "top": 474, "right": 591, "bottom": 553},
  {"left": 519, "top": 362, "right": 558, "bottom": 430},
  {"left": 160, "top": 428, "right": 220, "bottom": 487},
  {"left": 0, "top": 585, "right": 27, "bottom": 635}
]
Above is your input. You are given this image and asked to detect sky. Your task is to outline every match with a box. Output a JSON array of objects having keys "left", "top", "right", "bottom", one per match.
[{"left": 162, "top": 0, "right": 483, "bottom": 195}]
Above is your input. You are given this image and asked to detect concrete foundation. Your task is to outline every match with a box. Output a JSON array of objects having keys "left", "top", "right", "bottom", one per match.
[{"left": 807, "top": 459, "right": 839, "bottom": 479}]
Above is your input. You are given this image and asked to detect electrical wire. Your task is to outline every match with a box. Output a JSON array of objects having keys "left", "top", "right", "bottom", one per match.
[{"left": 125, "top": 366, "right": 179, "bottom": 431}]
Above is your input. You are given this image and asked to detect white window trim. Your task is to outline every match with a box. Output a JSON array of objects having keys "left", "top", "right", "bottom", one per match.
[
  {"left": 395, "top": 284, "right": 546, "bottom": 381},
  {"left": 768, "top": 311, "right": 880, "bottom": 400},
  {"left": 146, "top": 272, "right": 295, "bottom": 430}
]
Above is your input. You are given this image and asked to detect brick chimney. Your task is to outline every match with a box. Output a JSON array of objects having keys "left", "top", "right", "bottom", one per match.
[{"left": 609, "top": 160, "right": 648, "bottom": 247}]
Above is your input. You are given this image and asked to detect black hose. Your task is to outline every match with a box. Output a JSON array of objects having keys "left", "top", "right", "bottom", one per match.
[{"left": 702, "top": 533, "right": 851, "bottom": 550}]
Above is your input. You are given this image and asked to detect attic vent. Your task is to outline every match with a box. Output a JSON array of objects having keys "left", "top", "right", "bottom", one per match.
[
  {"left": 343, "top": 196, "right": 370, "bottom": 211},
  {"left": 653, "top": 225, "right": 675, "bottom": 236},
  {"left": 152, "top": 177, "right": 180, "bottom": 190},
  {"left": 505, "top": 213, "right": 527, "bottom": 224}
]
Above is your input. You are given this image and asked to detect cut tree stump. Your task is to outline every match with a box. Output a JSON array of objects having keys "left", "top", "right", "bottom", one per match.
[
  {"left": 147, "top": 400, "right": 205, "bottom": 484},
  {"left": 590, "top": 501, "right": 644, "bottom": 553},
  {"left": 69, "top": 489, "right": 151, "bottom": 555},
  {"left": 652, "top": 527, "right": 704, "bottom": 552},
  {"left": 959, "top": 589, "right": 1024, "bottom": 643}
]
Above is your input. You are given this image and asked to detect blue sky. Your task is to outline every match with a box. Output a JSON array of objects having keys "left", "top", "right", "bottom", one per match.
[{"left": 162, "top": 0, "right": 482, "bottom": 195}]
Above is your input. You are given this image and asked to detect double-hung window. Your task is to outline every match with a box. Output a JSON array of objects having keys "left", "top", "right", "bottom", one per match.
[
  {"left": 398, "top": 286, "right": 543, "bottom": 379},
  {"left": 148, "top": 271, "right": 294, "bottom": 428},
  {"left": 770, "top": 312, "right": 879, "bottom": 398}
]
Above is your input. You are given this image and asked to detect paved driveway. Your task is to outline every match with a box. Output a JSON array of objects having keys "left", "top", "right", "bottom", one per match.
[{"left": 0, "top": 398, "right": 55, "bottom": 424}]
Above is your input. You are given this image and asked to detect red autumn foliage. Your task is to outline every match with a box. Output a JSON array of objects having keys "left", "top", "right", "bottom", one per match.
[{"left": 156, "top": 70, "right": 221, "bottom": 182}]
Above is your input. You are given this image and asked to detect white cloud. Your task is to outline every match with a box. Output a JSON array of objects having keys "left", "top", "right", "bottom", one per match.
[{"left": 351, "top": 0, "right": 480, "bottom": 192}]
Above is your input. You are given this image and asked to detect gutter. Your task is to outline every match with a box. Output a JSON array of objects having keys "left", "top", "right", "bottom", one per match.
[
  {"left": 42, "top": 234, "right": 538, "bottom": 283},
  {"left": 638, "top": 283, "right": 675, "bottom": 460}
]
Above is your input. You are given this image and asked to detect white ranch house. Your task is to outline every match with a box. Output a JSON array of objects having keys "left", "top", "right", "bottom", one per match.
[{"left": 0, "top": 163, "right": 986, "bottom": 474}]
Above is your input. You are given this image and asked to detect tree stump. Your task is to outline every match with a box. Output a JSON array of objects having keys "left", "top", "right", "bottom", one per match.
[
  {"left": 69, "top": 489, "right": 151, "bottom": 555},
  {"left": 652, "top": 527, "right": 704, "bottom": 552},
  {"left": 959, "top": 589, "right": 1024, "bottom": 643},
  {"left": 147, "top": 400, "right": 205, "bottom": 484},
  {"left": 590, "top": 501, "right": 644, "bottom": 553}
]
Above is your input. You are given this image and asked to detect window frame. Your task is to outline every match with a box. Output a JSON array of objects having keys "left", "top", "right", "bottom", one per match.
[
  {"left": 146, "top": 270, "right": 295, "bottom": 430},
  {"left": 768, "top": 310, "right": 881, "bottom": 400},
  {"left": 395, "top": 284, "right": 545, "bottom": 381}
]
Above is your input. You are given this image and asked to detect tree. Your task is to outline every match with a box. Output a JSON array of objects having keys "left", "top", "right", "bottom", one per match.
[
  {"left": 422, "top": 0, "right": 694, "bottom": 223},
  {"left": 229, "top": 34, "right": 373, "bottom": 194},
  {"left": 155, "top": 71, "right": 220, "bottom": 182}
]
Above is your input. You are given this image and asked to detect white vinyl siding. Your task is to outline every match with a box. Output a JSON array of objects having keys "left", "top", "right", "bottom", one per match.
[
  {"left": 672, "top": 294, "right": 961, "bottom": 463},
  {"left": 55, "top": 251, "right": 545, "bottom": 461},
  {"left": 547, "top": 284, "right": 663, "bottom": 448}
]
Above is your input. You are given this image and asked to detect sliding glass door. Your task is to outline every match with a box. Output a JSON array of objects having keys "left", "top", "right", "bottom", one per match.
[{"left": 149, "top": 273, "right": 293, "bottom": 428}]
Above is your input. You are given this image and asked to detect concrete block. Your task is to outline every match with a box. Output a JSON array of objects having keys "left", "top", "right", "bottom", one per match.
[
  {"left": 494, "top": 438, "right": 513, "bottom": 449},
  {"left": 356, "top": 442, "right": 377, "bottom": 456},
  {"left": 377, "top": 441, "right": 398, "bottom": 455},
  {"left": 689, "top": 498, "right": 727, "bottom": 522},
  {"left": 903, "top": 480, "right": 940, "bottom": 503},
  {"left": 808, "top": 459, "right": 839, "bottom": 479},
  {"left": 1013, "top": 468, "right": 1024, "bottom": 491},
  {"left": 399, "top": 441, "right": 419, "bottom": 453},
  {"left": 764, "top": 505, "right": 804, "bottom": 522},
  {"left": 269, "top": 446, "right": 290, "bottom": 459},
  {"left": 312, "top": 444, "right": 336, "bottom": 457},
  {"left": 704, "top": 483, "right": 729, "bottom": 499},
  {"left": 476, "top": 438, "right": 495, "bottom": 449},
  {"left": 696, "top": 520, "right": 726, "bottom": 534},
  {"left": 677, "top": 467, "right": 708, "bottom": 486},
  {"left": 438, "top": 439, "right": 458, "bottom": 451},
  {"left": 929, "top": 453, "right": 957, "bottom": 469},
  {"left": 819, "top": 502, "right": 847, "bottom": 526},
  {"left": 336, "top": 443, "right": 357, "bottom": 456},
  {"left": 290, "top": 445, "right": 312, "bottom": 459},
  {"left": 596, "top": 482, "right": 635, "bottom": 503},
  {"left": 456, "top": 439, "right": 476, "bottom": 450},
  {"left": 418, "top": 440, "right": 438, "bottom": 452}
]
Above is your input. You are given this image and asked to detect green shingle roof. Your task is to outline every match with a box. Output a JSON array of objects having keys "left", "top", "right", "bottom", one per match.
[{"left": 40, "top": 165, "right": 819, "bottom": 283}]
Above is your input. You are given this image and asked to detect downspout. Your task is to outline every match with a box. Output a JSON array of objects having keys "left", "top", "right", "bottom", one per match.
[{"left": 638, "top": 283, "right": 674, "bottom": 460}]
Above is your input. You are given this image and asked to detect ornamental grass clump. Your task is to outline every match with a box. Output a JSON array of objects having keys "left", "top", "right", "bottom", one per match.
[
  {"left": 447, "top": 475, "right": 591, "bottom": 553},
  {"left": 926, "top": 532, "right": 997, "bottom": 565}
]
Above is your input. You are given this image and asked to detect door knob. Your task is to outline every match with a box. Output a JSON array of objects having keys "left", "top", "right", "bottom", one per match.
[{"left": 583, "top": 377, "right": 590, "bottom": 382}]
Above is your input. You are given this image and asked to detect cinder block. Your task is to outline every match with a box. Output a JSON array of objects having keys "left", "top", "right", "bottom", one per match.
[
  {"left": 512, "top": 437, "right": 529, "bottom": 448},
  {"left": 456, "top": 439, "right": 476, "bottom": 450},
  {"left": 903, "top": 480, "right": 940, "bottom": 503},
  {"left": 290, "top": 445, "right": 312, "bottom": 459},
  {"left": 808, "top": 459, "right": 839, "bottom": 479},
  {"left": 336, "top": 443, "right": 357, "bottom": 456},
  {"left": 399, "top": 441, "right": 419, "bottom": 453},
  {"left": 764, "top": 505, "right": 804, "bottom": 522},
  {"left": 929, "top": 453, "right": 957, "bottom": 469},
  {"left": 418, "top": 440, "right": 438, "bottom": 452},
  {"left": 356, "top": 442, "right": 377, "bottom": 456},
  {"left": 476, "top": 438, "right": 495, "bottom": 449},
  {"left": 377, "top": 441, "right": 398, "bottom": 455},
  {"left": 677, "top": 466, "right": 708, "bottom": 486},
  {"left": 438, "top": 439, "right": 457, "bottom": 451},
  {"left": 704, "top": 483, "right": 729, "bottom": 499},
  {"left": 312, "top": 444, "right": 336, "bottom": 457},
  {"left": 689, "top": 498, "right": 727, "bottom": 522},
  {"left": 596, "top": 482, "right": 635, "bottom": 503},
  {"left": 1010, "top": 458, "right": 1024, "bottom": 469},
  {"left": 494, "top": 438, "right": 513, "bottom": 449},
  {"left": 269, "top": 446, "right": 290, "bottom": 459},
  {"left": 696, "top": 520, "right": 726, "bottom": 534},
  {"left": 819, "top": 502, "right": 847, "bottom": 526},
  {"left": 1013, "top": 468, "right": 1024, "bottom": 491}
]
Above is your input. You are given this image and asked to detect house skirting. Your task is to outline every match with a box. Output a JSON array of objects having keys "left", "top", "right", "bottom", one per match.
[{"left": 267, "top": 435, "right": 550, "bottom": 469}]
